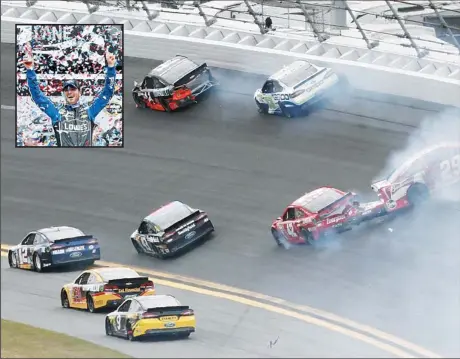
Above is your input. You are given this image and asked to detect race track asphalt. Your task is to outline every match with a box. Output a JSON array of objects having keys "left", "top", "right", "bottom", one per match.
[{"left": 1, "top": 42, "right": 459, "bottom": 357}]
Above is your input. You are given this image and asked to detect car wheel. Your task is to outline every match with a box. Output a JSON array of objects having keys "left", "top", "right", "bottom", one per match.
[
  {"left": 84, "top": 260, "right": 95, "bottom": 267},
  {"left": 8, "top": 251, "right": 17, "bottom": 268},
  {"left": 300, "top": 229, "right": 315, "bottom": 245},
  {"left": 131, "top": 239, "right": 144, "bottom": 254},
  {"left": 61, "top": 290, "right": 70, "bottom": 308},
  {"left": 271, "top": 228, "right": 282, "bottom": 246},
  {"left": 178, "top": 332, "right": 191, "bottom": 339},
  {"left": 126, "top": 324, "right": 136, "bottom": 341},
  {"left": 281, "top": 105, "right": 294, "bottom": 118},
  {"left": 407, "top": 184, "right": 429, "bottom": 207},
  {"left": 33, "top": 253, "right": 43, "bottom": 272},
  {"left": 105, "top": 318, "right": 113, "bottom": 336},
  {"left": 271, "top": 229, "right": 290, "bottom": 249},
  {"left": 87, "top": 295, "right": 97, "bottom": 313}
]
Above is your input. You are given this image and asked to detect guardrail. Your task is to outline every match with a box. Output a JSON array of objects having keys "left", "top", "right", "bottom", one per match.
[{"left": 2, "top": 1, "right": 460, "bottom": 107}]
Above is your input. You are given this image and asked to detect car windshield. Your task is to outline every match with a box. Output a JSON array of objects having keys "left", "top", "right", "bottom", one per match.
[
  {"left": 154, "top": 58, "right": 197, "bottom": 84},
  {"left": 145, "top": 202, "right": 193, "bottom": 230},
  {"left": 294, "top": 188, "right": 344, "bottom": 213},
  {"left": 43, "top": 227, "right": 85, "bottom": 241},
  {"left": 139, "top": 295, "right": 180, "bottom": 309},
  {"left": 279, "top": 62, "right": 318, "bottom": 87},
  {"left": 97, "top": 268, "right": 140, "bottom": 281}
]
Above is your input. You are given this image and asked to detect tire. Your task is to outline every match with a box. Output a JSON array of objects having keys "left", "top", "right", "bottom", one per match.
[
  {"left": 126, "top": 323, "right": 136, "bottom": 341},
  {"left": 8, "top": 251, "right": 17, "bottom": 268},
  {"left": 178, "top": 332, "right": 191, "bottom": 339},
  {"left": 407, "top": 184, "right": 429, "bottom": 207},
  {"left": 131, "top": 238, "right": 144, "bottom": 254},
  {"left": 280, "top": 105, "right": 294, "bottom": 118},
  {"left": 255, "top": 100, "right": 268, "bottom": 114},
  {"left": 300, "top": 229, "right": 315, "bottom": 245},
  {"left": 87, "top": 294, "right": 97, "bottom": 313},
  {"left": 271, "top": 228, "right": 282, "bottom": 246},
  {"left": 105, "top": 318, "right": 113, "bottom": 336},
  {"left": 84, "top": 259, "right": 95, "bottom": 267},
  {"left": 33, "top": 253, "right": 43, "bottom": 272},
  {"left": 61, "top": 290, "right": 70, "bottom": 309}
]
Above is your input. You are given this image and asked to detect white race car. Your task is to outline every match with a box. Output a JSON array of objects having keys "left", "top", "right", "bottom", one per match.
[{"left": 254, "top": 60, "right": 339, "bottom": 118}]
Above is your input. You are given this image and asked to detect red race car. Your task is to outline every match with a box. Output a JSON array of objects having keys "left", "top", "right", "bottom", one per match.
[
  {"left": 371, "top": 142, "right": 460, "bottom": 212},
  {"left": 271, "top": 186, "right": 385, "bottom": 248}
]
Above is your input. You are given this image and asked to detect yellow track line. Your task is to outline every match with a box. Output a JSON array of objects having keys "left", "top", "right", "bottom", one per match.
[{"left": 0, "top": 244, "right": 441, "bottom": 358}]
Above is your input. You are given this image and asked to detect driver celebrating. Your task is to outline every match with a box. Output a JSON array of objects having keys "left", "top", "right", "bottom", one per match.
[{"left": 23, "top": 47, "right": 117, "bottom": 147}]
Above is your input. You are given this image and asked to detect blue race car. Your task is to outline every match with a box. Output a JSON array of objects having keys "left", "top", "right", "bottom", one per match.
[
  {"left": 254, "top": 60, "right": 340, "bottom": 118},
  {"left": 7, "top": 226, "right": 101, "bottom": 272}
]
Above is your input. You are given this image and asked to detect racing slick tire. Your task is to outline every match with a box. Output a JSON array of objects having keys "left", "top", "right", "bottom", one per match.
[
  {"left": 178, "top": 332, "right": 191, "bottom": 339},
  {"left": 105, "top": 318, "right": 113, "bottom": 336},
  {"left": 86, "top": 294, "right": 98, "bottom": 313},
  {"left": 255, "top": 100, "right": 268, "bottom": 114},
  {"left": 8, "top": 251, "right": 17, "bottom": 268},
  {"left": 33, "top": 252, "right": 44, "bottom": 272},
  {"left": 407, "top": 183, "right": 429, "bottom": 207},
  {"left": 131, "top": 238, "right": 144, "bottom": 254},
  {"left": 300, "top": 229, "right": 315, "bottom": 245},
  {"left": 61, "top": 290, "right": 70, "bottom": 309},
  {"left": 280, "top": 104, "right": 294, "bottom": 119},
  {"left": 126, "top": 323, "right": 136, "bottom": 341},
  {"left": 271, "top": 229, "right": 290, "bottom": 249}
]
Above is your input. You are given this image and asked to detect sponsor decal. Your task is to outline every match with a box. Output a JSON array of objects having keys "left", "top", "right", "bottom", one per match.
[
  {"left": 70, "top": 251, "right": 82, "bottom": 258},
  {"left": 326, "top": 216, "right": 345, "bottom": 225},
  {"left": 119, "top": 287, "right": 140, "bottom": 293},
  {"left": 185, "top": 231, "right": 196, "bottom": 240},
  {"left": 88, "top": 245, "right": 94, "bottom": 250},
  {"left": 164, "top": 322, "right": 176, "bottom": 328},
  {"left": 52, "top": 249, "right": 65, "bottom": 255},
  {"left": 178, "top": 223, "right": 196, "bottom": 235},
  {"left": 386, "top": 200, "right": 397, "bottom": 210},
  {"left": 66, "top": 245, "right": 85, "bottom": 253}
]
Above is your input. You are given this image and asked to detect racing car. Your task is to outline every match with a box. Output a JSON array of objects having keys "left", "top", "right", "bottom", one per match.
[
  {"left": 8, "top": 226, "right": 100, "bottom": 272},
  {"left": 271, "top": 187, "right": 386, "bottom": 247},
  {"left": 130, "top": 201, "right": 215, "bottom": 258},
  {"left": 105, "top": 294, "right": 196, "bottom": 341},
  {"left": 371, "top": 142, "right": 460, "bottom": 212},
  {"left": 61, "top": 267, "right": 156, "bottom": 313},
  {"left": 254, "top": 60, "right": 340, "bottom": 118},
  {"left": 132, "top": 55, "right": 218, "bottom": 112}
]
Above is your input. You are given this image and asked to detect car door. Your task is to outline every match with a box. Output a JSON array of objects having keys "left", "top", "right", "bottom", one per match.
[
  {"left": 70, "top": 272, "right": 91, "bottom": 308},
  {"left": 112, "top": 300, "right": 132, "bottom": 336},
  {"left": 16, "top": 233, "right": 36, "bottom": 269},
  {"left": 125, "top": 300, "right": 143, "bottom": 331},
  {"left": 259, "top": 80, "right": 279, "bottom": 112},
  {"left": 279, "top": 207, "right": 300, "bottom": 241}
]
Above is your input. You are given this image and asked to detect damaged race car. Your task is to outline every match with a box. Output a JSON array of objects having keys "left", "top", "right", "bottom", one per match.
[
  {"left": 254, "top": 60, "right": 340, "bottom": 118},
  {"left": 132, "top": 55, "right": 218, "bottom": 112},
  {"left": 271, "top": 187, "right": 386, "bottom": 248},
  {"left": 371, "top": 142, "right": 460, "bottom": 212}
]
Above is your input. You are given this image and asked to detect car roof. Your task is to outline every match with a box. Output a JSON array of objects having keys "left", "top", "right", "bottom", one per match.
[
  {"left": 388, "top": 142, "right": 460, "bottom": 181},
  {"left": 136, "top": 294, "right": 181, "bottom": 308},
  {"left": 37, "top": 226, "right": 85, "bottom": 241},
  {"left": 148, "top": 55, "right": 197, "bottom": 84},
  {"left": 145, "top": 201, "right": 193, "bottom": 230},
  {"left": 92, "top": 267, "right": 140, "bottom": 281},
  {"left": 269, "top": 60, "right": 321, "bottom": 87},
  {"left": 292, "top": 187, "right": 345, "bottom": 213}
]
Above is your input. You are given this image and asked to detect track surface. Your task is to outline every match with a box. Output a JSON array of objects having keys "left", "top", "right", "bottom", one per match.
[
  {"left": 2, "top": 258, "right": 393, "bottom": 358},
  {"left": 1, "top": 42, "right": 459, "bottom": 356}
]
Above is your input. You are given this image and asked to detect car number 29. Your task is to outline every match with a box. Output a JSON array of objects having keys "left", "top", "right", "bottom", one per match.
[
  {"left": 286, "top": 223, "right": 297, "bottom": 237},
  {"left": 115, "top": 315, "right": 122, "bottom": 330},
  {"left": 440, "top": 154, "right": 460, "bottom": 181}
]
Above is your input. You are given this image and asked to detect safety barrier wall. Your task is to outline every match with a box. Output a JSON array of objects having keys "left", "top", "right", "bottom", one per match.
[{"left": 2, "top": 13, "right": 459, "bottom": 107}]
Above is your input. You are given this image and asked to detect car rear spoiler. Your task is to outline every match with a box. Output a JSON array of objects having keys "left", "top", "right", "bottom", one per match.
[
  {"left": 173, "top": 63, "right": 208, "bottom": 88},
  {"left": 107, "top": 276, "right": 150, "bottom": 286},
  {"left": 147, "top": 305, "right": 190, "bottom": 313},
  {"left": 163, "top": 210, "right": 203, "bottom": 232},
  {"left": 52, "top": 235, "right": 95, "bottom": 244},
  {"left": 318, "top": 192, "right": 354, "bottom": 214}
]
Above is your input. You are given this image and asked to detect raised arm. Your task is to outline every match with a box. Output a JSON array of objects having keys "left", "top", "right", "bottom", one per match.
[
  {"left": 87, "top": 51, "right": 117, "bottom": 122},
  {"left": 26, "top": 69, "right": 60, "bottom": 124}
]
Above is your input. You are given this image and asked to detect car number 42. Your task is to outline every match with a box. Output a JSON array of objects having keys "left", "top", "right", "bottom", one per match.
[{"left": 440, "top": 155, "right": 460, "bottom": 181}]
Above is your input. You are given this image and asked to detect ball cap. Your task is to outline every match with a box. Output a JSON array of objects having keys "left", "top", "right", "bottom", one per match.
[{"left": 63, "top": 80, "right": 79, "bottom": 91}]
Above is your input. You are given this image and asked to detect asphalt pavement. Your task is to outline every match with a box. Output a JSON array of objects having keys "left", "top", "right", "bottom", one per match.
[{"left": 1, "top": 42, "right": 459, "bottom": 357}]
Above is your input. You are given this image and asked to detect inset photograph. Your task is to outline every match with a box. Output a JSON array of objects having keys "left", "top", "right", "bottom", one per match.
[{"left": 16, "top": 24, "right": 123, "bottom": 147}]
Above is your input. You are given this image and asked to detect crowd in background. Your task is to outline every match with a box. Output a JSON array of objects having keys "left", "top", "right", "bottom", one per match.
[{"left": 16, "top": 24, "right": 124, "bottom": 147}]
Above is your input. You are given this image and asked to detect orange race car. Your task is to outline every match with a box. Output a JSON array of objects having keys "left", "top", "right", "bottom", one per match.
[
  {"left": 132, "top": 55, "right": 218, "bottom": 112},
  {"left": 60, "top": 267, "right": 156, "bottom": 313}
]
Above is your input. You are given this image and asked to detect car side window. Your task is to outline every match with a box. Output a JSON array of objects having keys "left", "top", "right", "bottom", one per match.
[
  {"left": 262, "top": 80, "right": 274, "bottom": 94},
  {"left": 118, "top": 300, "right": 131, "bottom": 312},
  {"left": 33, "top": 233, "right": 47, "bottom": 245},
  {"left": 75, "top": 272, "right": 90, "bottom": 285},
  {"left": 21, "top": 233, "right": 36, "bottom": 246},
  {"left": 138, "top": 221, "right": 150, "bottom": 235},
  {"left": 87, "top": 273, "right": 99, "bottom": 284},
  {"left": 283, "top": 208, "right": 296, "bottom": 221},
  {"left": 295, "top": 208, "right": 305, "bottom": 219},
  {"left": 272, "top": 80, "right": 284, "bottom": 93},
  {"left": 128, "top": 301, "right": 141, "bottom": 313},
  {"left": 152, "top": 77, "right": 165, "bottom": 89}
]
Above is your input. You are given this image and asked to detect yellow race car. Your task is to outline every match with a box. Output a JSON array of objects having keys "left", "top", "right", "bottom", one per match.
[
  {"left": 105, "top": 294, "right": 196, "bottom": 341},
  {"left": 61, "top": 267, "right": 156, "bottom": 313}
]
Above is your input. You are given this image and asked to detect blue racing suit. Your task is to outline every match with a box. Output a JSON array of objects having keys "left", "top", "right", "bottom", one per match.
[{"left": 26, "top": 65, "right": 117, "bottom": 146}]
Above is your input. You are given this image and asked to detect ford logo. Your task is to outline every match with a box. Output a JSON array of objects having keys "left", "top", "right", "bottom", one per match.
[
  {"left": 185, "top": 231, "right": 196, "bottom": 240},
  {"left": 164, "top": 322, "right": 176, "bottom": 328},
  {"left": 70, "top": 251, "right": 82, "bottom": 258}
]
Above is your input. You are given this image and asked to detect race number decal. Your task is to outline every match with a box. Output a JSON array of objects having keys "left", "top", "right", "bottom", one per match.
[
  {"left": 72, "top": 287, "right": 82, "bottom": 302},
  {"left": 286, "top": 223, "right": 297, "bottom": 237},
  {"left": 440, "top": 155, "right": 460, "bottom": 181},
  {"left": 18, "top": 248, "right": 28, "bottom": 264},
  {"left": 115, "top": 315, "right": 122, "bottom": 330},
  {"left": 137, "top": 235, "right": 150, "bottom": 252}
]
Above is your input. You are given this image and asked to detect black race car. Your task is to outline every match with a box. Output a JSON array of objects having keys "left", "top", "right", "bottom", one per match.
[
  {"left": 130, "top": 201, "right": 215, "bottom": 258},
  {"left": 132, "top": 55, "right": 218, "bottom": 112},
  {"left": 8, "top": 226, "right": 101, "bottom": 272}
]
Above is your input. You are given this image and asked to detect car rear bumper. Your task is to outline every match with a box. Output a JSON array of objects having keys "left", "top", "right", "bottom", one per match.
[{"left": 141, "top": 327, "right": 195, "bottom": 337}]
